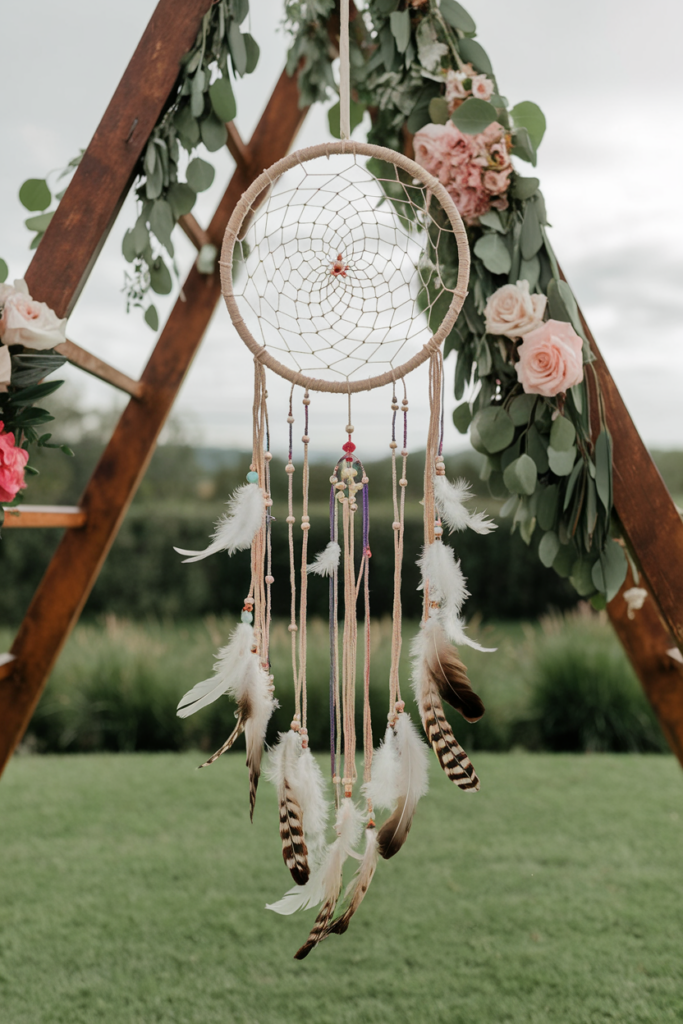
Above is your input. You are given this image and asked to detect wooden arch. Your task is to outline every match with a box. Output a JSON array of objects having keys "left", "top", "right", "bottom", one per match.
[{"left": 1, "top": 0, "right": 682, "bottom": 776}]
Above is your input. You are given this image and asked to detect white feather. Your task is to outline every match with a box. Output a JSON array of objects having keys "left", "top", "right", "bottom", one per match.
[
  {"left": 265, "top": 734, "right": 329, "bottom": 858},
  {"left": 418, "top": 542, "right": 496, "bottom": 653},
  {"left": 174, "top": 482, "right": 264, "bottom": 562},
  {"left": 296, "top": 748, "right": 330, "bottom": 857},
  {"left": 176, "top": 622, "right": 255, "bottom": 718},
  {"left": 363, "top": 725, "right": 400, "bottom": 812},
  {"left": 266, "top": 798, "right": 362, "bottom": 916},
  {"left": 306, "top": 541, "right": 341, "bottom": 577},
  {"left": 434, "top": 476, "right": 497, "bottom": 535},
  {"left": 394, "top": 713, "right": 429, "bottom": 808}
]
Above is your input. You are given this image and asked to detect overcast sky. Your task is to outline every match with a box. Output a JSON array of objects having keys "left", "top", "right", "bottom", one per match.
[{"left": 1, "top": 0, "right": 682, "bottom": 457}]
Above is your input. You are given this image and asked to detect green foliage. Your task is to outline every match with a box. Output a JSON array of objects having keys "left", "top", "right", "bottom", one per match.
[
  {"left": 18, "top": 178, "right": 51, "bottom": 212},
  {"left": 451, "top": 97, "right": 499, "bottom": 134},
  {"left": 525, "top": 613, "right": 668, "bottom": 753}
]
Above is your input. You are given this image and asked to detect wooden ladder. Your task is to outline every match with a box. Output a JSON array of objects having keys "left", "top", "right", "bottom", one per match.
[{"left": 1, "top": 0, "right": 682, "bottom": 775}]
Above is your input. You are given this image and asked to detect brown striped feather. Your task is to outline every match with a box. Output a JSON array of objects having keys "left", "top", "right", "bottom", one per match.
[
  {"left": 328, "top": 828, "right": 378, "bottom": 934},
  {"left": 293, "top": 892, "right": 340, "bottom": 960},
  {"left": 425, "top": 636, "right": 484, "bottom": 723},
  {"left": 198, "top": 707, "right": 246, "bottom": 768},
  {"left": 420, "top": 687, "right": 480, "bottom": 791},
  {"left": 279, "top": 778, "right": 310, "bottom": 886}
]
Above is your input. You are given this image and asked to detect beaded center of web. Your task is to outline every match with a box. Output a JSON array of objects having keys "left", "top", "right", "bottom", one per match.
[{"left": 232, "top": 153, "right": 458, "bottom": 385}]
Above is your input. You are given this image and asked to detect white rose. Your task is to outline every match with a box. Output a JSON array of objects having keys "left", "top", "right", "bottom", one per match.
[
  {"left": 0, "top": 291, "right": 67, "bottom": 350},
  {"left": 0, "top": 344, "right": 10, "bottom": 384},
  {"left": 471, "top": 75, "right": 494, "bottom": 101},
  {"left": 484, "top": 280, "right": 547, "bottom": 340},
  {"left": 0, "top": 278, "right": 30, "bottom": 307}
]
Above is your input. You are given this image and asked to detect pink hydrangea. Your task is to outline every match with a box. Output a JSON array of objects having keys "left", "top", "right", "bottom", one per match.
[
  {"left": 413, "top": 120, "right": 512, "bottom": 225},
  {"left": 0, "top": 421, "right": 29, "bottom": 503}
]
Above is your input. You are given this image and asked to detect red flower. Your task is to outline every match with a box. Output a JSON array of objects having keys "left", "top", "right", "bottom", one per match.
[{"left": 0, "top": 421, "right": 29, "bottom": 503}]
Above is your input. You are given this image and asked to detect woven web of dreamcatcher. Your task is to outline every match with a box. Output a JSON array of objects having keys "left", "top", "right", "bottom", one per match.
[{"left": 231, "top": 153, "right": 458, "bottom": 385}]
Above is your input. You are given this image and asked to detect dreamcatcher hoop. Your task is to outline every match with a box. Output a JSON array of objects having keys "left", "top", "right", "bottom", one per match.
[{"left": 219, "top": 140, "right": 471, "bottom": 394}]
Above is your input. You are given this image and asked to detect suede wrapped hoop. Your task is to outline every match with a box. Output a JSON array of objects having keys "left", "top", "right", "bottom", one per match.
[{"left": 219, "top": 140, "right": 470, "bottom": 394}]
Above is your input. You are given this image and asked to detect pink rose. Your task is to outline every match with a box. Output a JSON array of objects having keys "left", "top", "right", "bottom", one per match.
[
  {"left": 0, "top": 291, "right": 66, "bottom": 351},
  {"left": 445, "top": 69, "right": 468, "bottom": 111},
  {"left": 471, "top": 75, "right": 493, "bottom": 101},
  {"left": 0, "top": 421, "right": 29, "bottom": 503},
  {"left": 483, "top": 169, "right": 511, "bottom": 195},
  {"left": 515, "top": 319, "right": 584, "bottom": 397},
  {"left": 485, "top": 281, "right": 547, "bottom": 339}
]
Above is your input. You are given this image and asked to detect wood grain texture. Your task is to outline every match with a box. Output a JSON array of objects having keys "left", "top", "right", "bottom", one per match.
[
  {"left": 0, "top": 69, "right": 306, "bottom": 773},
  {"left": 54, "top": 340, "right": 144, "bottom": 398},
  {"left": 570, "top": 274, "right": 683, "bottom": 762},
  {"left": 1, "top": 506, "right": 86, "bottom": 529},
  {"left": 608, "top": 570, "right": 683, "bottom": 766},
  {"left": 23, "top": 0, "right": 210, "bottom": 317}
]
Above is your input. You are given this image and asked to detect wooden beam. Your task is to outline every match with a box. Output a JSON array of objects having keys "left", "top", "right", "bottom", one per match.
[
  {"left": 178, "top": 213, "right": 212, "bottom": 251},
  {"left": 23, "top": 0, "right": 211, "bottom": 318},
  {"left": 608, "top": 570, "right": 683, "bottom": 766},
  {"left": 226, "top": 122, "right": 251, "bottom": 172},
  {"left": 54, "top": 340, "right": 144, "bottom": 398},
  {"left": 2, "top": 506, "right": 86, "bottom": 529},
  {"left": 0, "top": 69, "right": 307, "bottom": 776}
]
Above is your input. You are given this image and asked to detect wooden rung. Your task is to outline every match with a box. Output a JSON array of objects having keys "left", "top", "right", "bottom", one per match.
[
  {"left": 0, "top": 655, "right": 15, "bottom": 683},
  {"left": 226, "top": 122, "right": 251, "bottom": 172},
  {"left": 2, "top": 505, "right": 87, "bottom": 529},
  {"left": 54, "top": 340, "right": 144, "bottom": 398},
  {"left": 178, "top": 213, "right": 212, "bottom": 251}
]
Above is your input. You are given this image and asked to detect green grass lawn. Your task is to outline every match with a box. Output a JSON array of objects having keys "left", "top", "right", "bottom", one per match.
[{"left": 1, "top": 752, "right": 682, "bottom": 1023}]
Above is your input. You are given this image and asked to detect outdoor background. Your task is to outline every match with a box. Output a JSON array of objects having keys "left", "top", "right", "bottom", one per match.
[{"left": 1, "top": 1, "right": 683, "bottom": 1021}]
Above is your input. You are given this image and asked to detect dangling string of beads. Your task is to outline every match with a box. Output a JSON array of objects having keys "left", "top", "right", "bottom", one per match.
[
  {"left": 297, "top": 390, "right": 312, "bottom": 747},
  {"left": 359, "top": 456, "right": 372, "bottom": 814},
  {"left": 339, "top": 405, "right": 359, "bottom": 801},
  {"left": 263, "top": 391, "right": 274, "bottom": 663},
  {"left": 250, "top": 360, "right": 269, "bottom": 665},
  {"left": 388, "top": 383, "right": 409, "bottom": 718},
  {"left": 285, "top": 387, "right": 300, "bottom": 730},
  {"left": 423, "top": 350, "right": 444, "bottom": 618},
  {"left": 329, "top": 462, "right": 340, "bottom": 789}
]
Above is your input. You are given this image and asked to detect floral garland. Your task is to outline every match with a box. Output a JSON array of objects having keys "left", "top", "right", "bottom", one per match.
[
  {"left": 286, "top": 0, "right": 626, "bottom": 607},
  {"left": 0, "top": 277, "right": 71, "bottom": 526}
]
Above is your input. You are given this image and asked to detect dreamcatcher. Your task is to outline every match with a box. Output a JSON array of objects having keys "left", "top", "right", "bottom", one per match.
[{"left": 174, "top": 0, "right": 496, "bottom": 959}]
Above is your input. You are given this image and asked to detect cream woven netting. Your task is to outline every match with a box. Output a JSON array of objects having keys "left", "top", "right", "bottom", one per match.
[{"left": 229, "top": 151, "right": 462, "bottom": 387}]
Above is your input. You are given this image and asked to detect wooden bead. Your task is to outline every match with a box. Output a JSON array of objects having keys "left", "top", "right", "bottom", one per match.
[
  {"left": 345, "top": 424, "right": 354, "bottom": 433},
  {"left": 361, "top": 476, "right": 369, "bottom": 484},
  {"left": 391, "top": 403, "right": 399, "bottom": 411},
  {"left": 286, "top": 515, "right": 296, "bottom": 524},
  {"left": 288, "top": 623, "right": 298, "bottom": 632},
  {"left": 389, "top": 441, "right": 398, "bottom": 449},
  {"left": 264, "top": 451, "right": 273, "bottom": 461},
  {"left": 287, "top": 415, "right": 295, "bottom": 423},
  {"left": 301, "top": 522, "right": 310, "bottom": 530},
  {"left": 285, "top": 462, "right": 295, "bottom": 474},
  {"left": 302, "top": 396, "right": 311, "bottom": 406},
  {"left": 301, "top": 515, "right": 309, "bottom": 522},
  {"left": 301, "top": 435, "right": 310, "bottom": 443},
  {"left": 401, "top": 449, "right": 408, "bottom": 457},
  {"left": 399, "top": 478, "right": 408, "bottom": 487},
  {"left": 330, "top": 475, "right": 338, "bottom": 484},
  {"left": 265, "top": 575, "right": 274, "bottom": 585},
  {"left": 392, "top": 521, "right": 401, "bottom": 530}
]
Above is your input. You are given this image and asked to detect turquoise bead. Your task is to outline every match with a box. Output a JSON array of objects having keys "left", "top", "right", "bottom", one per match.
[
  {"left": 241, "top": 610, "right": 254, "bottom": 624},
  {"left": 246, "top": 471, "right": 259, "bottom": 483}
]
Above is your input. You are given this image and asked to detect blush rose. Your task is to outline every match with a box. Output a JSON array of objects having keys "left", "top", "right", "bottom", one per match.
[
  {"left": 0, "top": 345, "right": 11, "bottom": 385},
  {"left": 0, "top": 280, "right": 67, "bottom": 351},
  {"left": 0, "top": 421, "right": 29, "bottom": 503},
  {"left": 485, "top": 280, "right": 547, "bottom": 339},
  {"left": 515, "top": 319, "right": 584, "bottom": 397}
]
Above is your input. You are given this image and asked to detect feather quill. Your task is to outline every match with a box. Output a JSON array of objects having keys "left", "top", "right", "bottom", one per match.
[
  {"left": 411, "top": 623, "right": 481, "bottom": 792},
  {"left": 306, "top": 541, "right": 341, "bottom": 577},
  {"left": 292, "top": 799, "right": 363, "bottom": 959},
  {"left": 434, "top": 476, "right": 497, "bottom": 535},
  {"left": 375, "top": 713, "right": 429, "bottom": 859},
  {"left": 418, "top": 541, "right": 496, "bottom": 653},
  {"left": 179, "top": 623, "right": 275, "bottom": 819},
  {"left": 327, "top": 827, "right": 379, "bottom": 935},
  {"left": 174, "top": 482, "right": 264, "bottom": 562}
]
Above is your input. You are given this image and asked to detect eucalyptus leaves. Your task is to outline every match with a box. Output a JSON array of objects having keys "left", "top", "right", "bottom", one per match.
[
  {"left": 285, "top": 0, "right": 623, "bottom": 605},
  {"left": 122, "top": 0, "right": 259, "bottom": 329}
]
